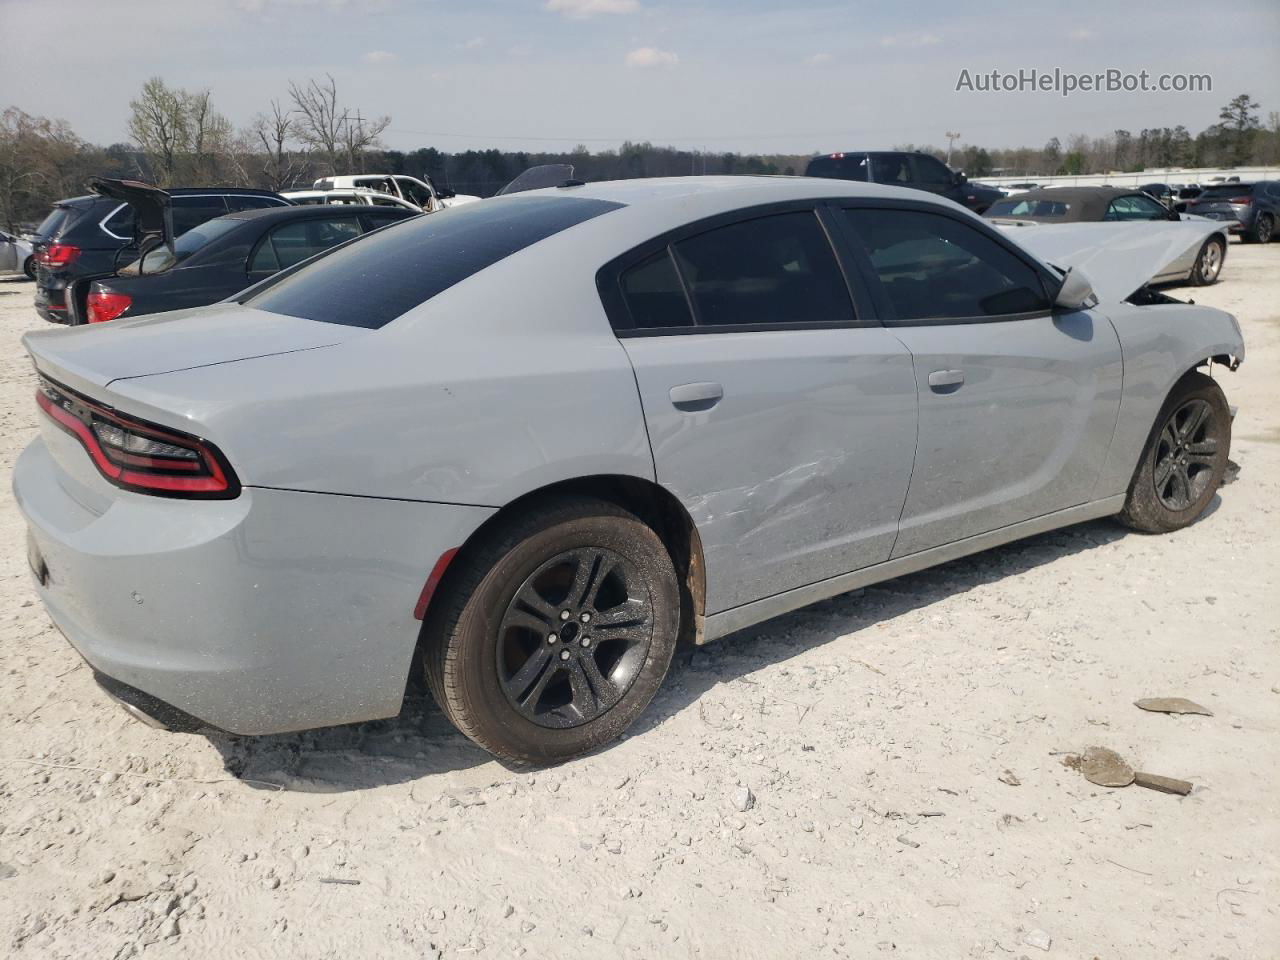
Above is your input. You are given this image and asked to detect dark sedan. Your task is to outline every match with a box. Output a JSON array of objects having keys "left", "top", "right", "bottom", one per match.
[{"left": 84, "top": 204, "right": 416, "bottom": 323}]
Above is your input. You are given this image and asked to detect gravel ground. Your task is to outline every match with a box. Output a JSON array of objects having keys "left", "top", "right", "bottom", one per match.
[{"left": 0, "top": 244, "right": 1277, "bottom": 959}]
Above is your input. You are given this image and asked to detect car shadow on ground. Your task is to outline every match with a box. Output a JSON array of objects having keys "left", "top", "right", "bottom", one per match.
[{"left": 209, "top": 514, "right": 1146, "bottom": 793}]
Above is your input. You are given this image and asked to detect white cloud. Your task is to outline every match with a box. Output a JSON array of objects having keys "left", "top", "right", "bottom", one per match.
[
  {"left": 458, "top": 36, "right": 485, "bottom": 50},
  {"left": 879, "top": 33, "right": 941, "bottom": 48},
  {"left": 805, "top": 52, "right": 832, "bottom": 65},
  {"left": 546, "top": 0, "right": 639, "bottom": 19},
  {"left": 1069, "top": 28, "right": 1093, "bottom": 41},
  {"left": 363, "top": 50, "right": 397, "bottom": 64},
  {"left": 625, "top": 46, "right": 678, "bottom": 68}
]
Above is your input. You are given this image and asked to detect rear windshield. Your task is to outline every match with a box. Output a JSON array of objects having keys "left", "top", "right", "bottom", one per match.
[
  {"left": 804, "top": 155, "right": 869, "bottom": 181},
  {"left": 1198, "top": 184, "right": 1254, "bottom": 199},
  {"left": 244, "top": 195, "right": 621, "bottom": 328},
  {"left": 36, "top": 204, "right": 83, "bottom": 240},
  {"left": 119, "top": 217, "right": 244, "bottom": 275}
]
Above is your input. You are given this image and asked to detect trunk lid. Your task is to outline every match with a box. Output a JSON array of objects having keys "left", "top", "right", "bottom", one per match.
[{"left": 22, "top": 302, "right": 365, "bottom": 395}]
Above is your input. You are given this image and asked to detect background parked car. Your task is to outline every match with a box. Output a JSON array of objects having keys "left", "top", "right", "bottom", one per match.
[
  {"left": 83, "top": 203, "right": 416, "bottom": 324},
  {"left": 0, "top": 230, "right": 35, "bottom": 280},
  {"left": 1138, "top": 182, "right": 1176, "bottom": 207},
  {"left": 281, "top": 187, "right": 422, "bottom": 212},
  {"left": 1182, "top": 181, "right": 1280, "bottom": 243},
  {"left": 804, "top": 151, "right": 1005, "bottom": 212},
  {"left": 32, "top": 186, "right": 289, "bottom": 322},
  {"left": 985, "top": 187, "right": 1229, "bottom": 286},
  {"left": 312, "top": 173, "right": 480, "bottom": 210}
]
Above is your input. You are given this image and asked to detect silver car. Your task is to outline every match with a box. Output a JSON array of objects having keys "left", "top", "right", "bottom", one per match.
[
  {"left": 1, "top": 228, "right": 35, "bottom": 279},
  {"left": 14, "top": 178, "right": 1244, "bottom": 764}
]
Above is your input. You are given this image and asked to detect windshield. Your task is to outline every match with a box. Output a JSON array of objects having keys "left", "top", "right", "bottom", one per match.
[
  {"left": 244, "top": 195, "right": 621, "bottom": 328},
  {"left": 1198, "top": 184, "right": 1255, "bottom": 199},
  {"left": 987, "top": 198, "right": 1071, "bottom": 218},
  {"left": 118, "top": 216, "right": 243, "bottom": 275}
]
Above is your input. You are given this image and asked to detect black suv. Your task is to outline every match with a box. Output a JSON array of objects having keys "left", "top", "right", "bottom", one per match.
[
  {"left": 32, "top": 186, "right": 289, "bottom": 322},
  {"left": 1183, "top": 181, "right": 1280, "bottom": 243},
  {"left": 804, "top": 151, "right": 1004, "bottom": 213}
]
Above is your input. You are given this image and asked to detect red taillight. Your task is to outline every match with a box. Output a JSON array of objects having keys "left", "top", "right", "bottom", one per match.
[
  {"left": 35, "top": 377, "right": 239, "bottom": 499},
  {"left": 36, "top": 243, "right": 80, "bottom": 267},
  {"left": 1228, "top": 196, "right": 1253, "bottom": 205},
  {"left": 87, "top": 290, "right": 132, "bottom": 324}
]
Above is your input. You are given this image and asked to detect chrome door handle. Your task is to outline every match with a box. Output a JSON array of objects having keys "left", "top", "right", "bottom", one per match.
[
  {"left": 927, "top": 369, "right": 965, "bottom": 391},
  {"left": 669, "top": 381, "right": 724, "bottom": 412}
]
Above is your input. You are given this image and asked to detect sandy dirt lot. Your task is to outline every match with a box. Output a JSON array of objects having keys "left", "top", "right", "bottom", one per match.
[{"left": 0, "top": 244, "right": 1277, "bottom": 959}]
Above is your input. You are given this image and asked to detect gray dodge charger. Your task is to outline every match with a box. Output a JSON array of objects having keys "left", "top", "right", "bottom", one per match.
[{"left": 14, "top": 177, "right": 1244, "bottom": 764}]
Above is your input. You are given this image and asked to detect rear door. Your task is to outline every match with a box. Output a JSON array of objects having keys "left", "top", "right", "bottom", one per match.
[
  {"left": 605, "top": 204, "right": 918, "bottom": 614},
  {"left": 840, "top": 203, "right": 1123, "bottom": 557}
]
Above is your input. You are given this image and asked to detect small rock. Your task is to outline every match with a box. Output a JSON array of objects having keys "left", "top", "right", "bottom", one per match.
[
  {"left": 98, "top": 870, "right": 116, "bottom": 886},
  {"left": 430, "top": 907, "right": 446, "bottom": 921},
  {"left": 1023, "top": 928, "right": 1052, "bottom": 951},
  {"left": 896, "top": 835, "right": 920, "bottom": 849},
  {"left": 604, "top": 839, "right": 622, "bottom": 855},
  {"left": 99, "top": 772, "right": 118, "bottom": 785},
  {"left": 0, "top": 863, "right": 17, "bottom": 880},
  {"left": 520, "top": 921, "right": 536, "bottom": 934},
  {"left": 264, "top": 877, "right": 280, "bottom": 890},
  {"left": 998, "top": 770, "right": 1021, "bottom": 787},
  {"left": 732, "top": 786, "right": 755, "bottom": 813},
  {"left": 160, "top": 917, "right": 180, "bottom": 939},
  {"left": 502, "top": 904, "right": 515, "bottom": 919}
]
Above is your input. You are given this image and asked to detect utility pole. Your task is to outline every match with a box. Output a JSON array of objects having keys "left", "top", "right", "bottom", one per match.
[{"left": 945, "top": 131, "right": 961, "bottom": 166}]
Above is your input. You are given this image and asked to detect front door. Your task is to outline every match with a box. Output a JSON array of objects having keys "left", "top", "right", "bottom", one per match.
[
  {"left": 841, "top": 204, "right": 1123, "bottom": 557},
  {"left": 611, "top": 208, "right": 919, "bottom": 614}
]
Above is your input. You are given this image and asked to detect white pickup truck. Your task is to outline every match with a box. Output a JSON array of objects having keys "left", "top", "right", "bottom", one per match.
[{"left": 312, "top": 174, "right": 479, "bottom": 213}]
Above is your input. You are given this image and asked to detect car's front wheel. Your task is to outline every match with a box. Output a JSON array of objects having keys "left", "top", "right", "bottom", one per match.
[
  {"left": 1118, "top": 371, "right": 1231, "bottom": 534},
  {"left": 1190, "top": 236, "right": 1225, "bottom": 285},
  {"left": 424, "top": 498, "right": 680, "bottom": 764},
  {"left": 23, "top": 255, "right": 36, "bottom": 281}
]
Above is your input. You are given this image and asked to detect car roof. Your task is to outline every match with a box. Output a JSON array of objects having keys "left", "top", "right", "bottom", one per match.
[{"left": 221, "top": 204, "right": 403, "bottom": 223}]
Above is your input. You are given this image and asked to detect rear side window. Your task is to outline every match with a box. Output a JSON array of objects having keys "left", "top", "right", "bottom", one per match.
[
  {"left": 670, "top": 212, "right": 852, "bottom": 328},
  {"left": 620, "top": 251, "right": 693, "bottom": 329},
  {"left": 804, "top": 154, "right": 870, "bottom": 181},
  {"left": 102, "top": 205, "right": 136, "bottom": 239},
  {"left": 172, "top": 196, "right": 230, "bottom": 236},
  {"left": 249, "top": 217, "right": 362, "bottom": 274},
  {"left": 246, "top": 196, "right": 622, "bottom": 328},
  {"left": 846, "top": 207, "right": 1049, "bottom": 322}
]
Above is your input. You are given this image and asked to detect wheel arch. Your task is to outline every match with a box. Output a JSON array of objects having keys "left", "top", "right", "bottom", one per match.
[{"left": 416, "top": 474, "right": 707, "bottom": 660}]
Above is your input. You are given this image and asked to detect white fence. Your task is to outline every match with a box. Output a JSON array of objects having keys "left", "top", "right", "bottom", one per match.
[{"left": 981, "top": 166, "right": 1280, "bottom": 189}]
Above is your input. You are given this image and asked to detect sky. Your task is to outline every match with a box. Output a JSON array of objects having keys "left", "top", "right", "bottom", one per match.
[{"left": 2, "top": 0, "right": 1278, "bottom": 156}]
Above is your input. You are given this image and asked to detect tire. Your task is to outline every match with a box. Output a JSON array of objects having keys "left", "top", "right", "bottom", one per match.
[
  {"left": 1118, "top": 371, "right": 1231, "bottom": 534},
  {"left": 423, "top": 498, "right": 680, "bottom": 764},
  {"left": 1245, "top": 214, "right": 1272, "bottom": 244},
  {"left": 23, "top": 256, "right": 36, "bottom": 281},
  {"left": 1190, "top": 236, "right": 1225, "bottom": 286}
]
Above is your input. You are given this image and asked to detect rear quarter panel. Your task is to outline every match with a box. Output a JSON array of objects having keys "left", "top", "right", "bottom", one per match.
[{"left": 1095, "top": 302, "right": 1244, "bottom": 498}]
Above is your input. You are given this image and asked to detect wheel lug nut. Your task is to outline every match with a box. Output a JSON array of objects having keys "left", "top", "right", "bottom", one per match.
[
  {"left": 559, "top": 649, "right": 571, "bottom": 661},
  {"left": 580, "top": 612, "right": 592, "bottom": 623},
  {"left": 547, "top": 633, "right": 558, "bottom": 644},
  {"left": 559, "top": 610, "right": 571, "bottom": 621},
  {"left": 580, "top": 637, "right": 590, "bottom": 647}
]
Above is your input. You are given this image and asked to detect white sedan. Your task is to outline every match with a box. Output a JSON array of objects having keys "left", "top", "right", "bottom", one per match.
[{"left": 1, "top": 229, "right": 35, "bottom": 280}]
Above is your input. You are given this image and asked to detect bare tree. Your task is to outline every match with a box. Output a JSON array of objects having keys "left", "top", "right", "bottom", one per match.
[
  {"left": 289, "top": 74, "right": 390, "bottom": 175},
  {"left": 250, "top": 100, "right": 307, "bottom": 190}
]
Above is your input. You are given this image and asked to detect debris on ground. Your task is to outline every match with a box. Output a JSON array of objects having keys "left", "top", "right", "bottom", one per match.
[
  {"left": 1134, "top": 697, "right": 1213, "bottom": 716},
  {"left": 1132, "top": 772, "right": 1194, "bottom": 796},
  {"left": 1023, "top": 927, "right": 1052, "bottom": 951},
  {"left": 998, "top": 769, "right": 1021, "bottom": 786},
  {"left": 1069, "top": 747, "right": 1136, "bottom": 787},
  {"left": 731, "top": 785, "right": 755, "bottom": 812}
]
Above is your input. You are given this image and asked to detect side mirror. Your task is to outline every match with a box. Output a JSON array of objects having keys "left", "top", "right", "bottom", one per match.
[
  {"left": 435, "top": 187, "right": 455, "bottom": 200},
  {"left": 1054, "top": 266, "right": 1098, "bottom": 310},
  {"left": 955, "top": 171, "right": 968, "bottom": 185}
]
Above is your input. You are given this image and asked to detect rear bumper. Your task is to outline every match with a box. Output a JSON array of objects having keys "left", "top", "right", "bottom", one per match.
[{"left": 14, "top": 435, "right": 494, "bottom": 734}]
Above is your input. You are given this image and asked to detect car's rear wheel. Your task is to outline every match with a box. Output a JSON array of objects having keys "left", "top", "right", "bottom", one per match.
[
  {"left": 424, "top": 498, "right": 679, "bottom": 764},
  {"left": 1190, "top": 236, "right": 1225, "bottom": 285},
  {"left": 1246, "top": 214, "right": 1273, "bottom": 244},
  {"left": 1118, "top": 371, "right": 1231, "bottom": 534}
]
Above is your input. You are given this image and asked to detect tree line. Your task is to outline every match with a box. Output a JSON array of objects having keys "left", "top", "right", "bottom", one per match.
[{"left": 2, "top": 79, "right": 1277, "bottom": 232}]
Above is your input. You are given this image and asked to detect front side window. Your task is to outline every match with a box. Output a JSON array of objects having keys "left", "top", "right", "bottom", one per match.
[
  {"left": 845, "top": 207, "right": 1049, "bottom": 322},
  {"left": 670, "top": 212, "right": 852, "bottom": 328},
  {"left": 910, "top": 155, "right": 954, "bottom": 186},
  {"left": 987, "top": 198, "right": 1071, "bottom": 218}
]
